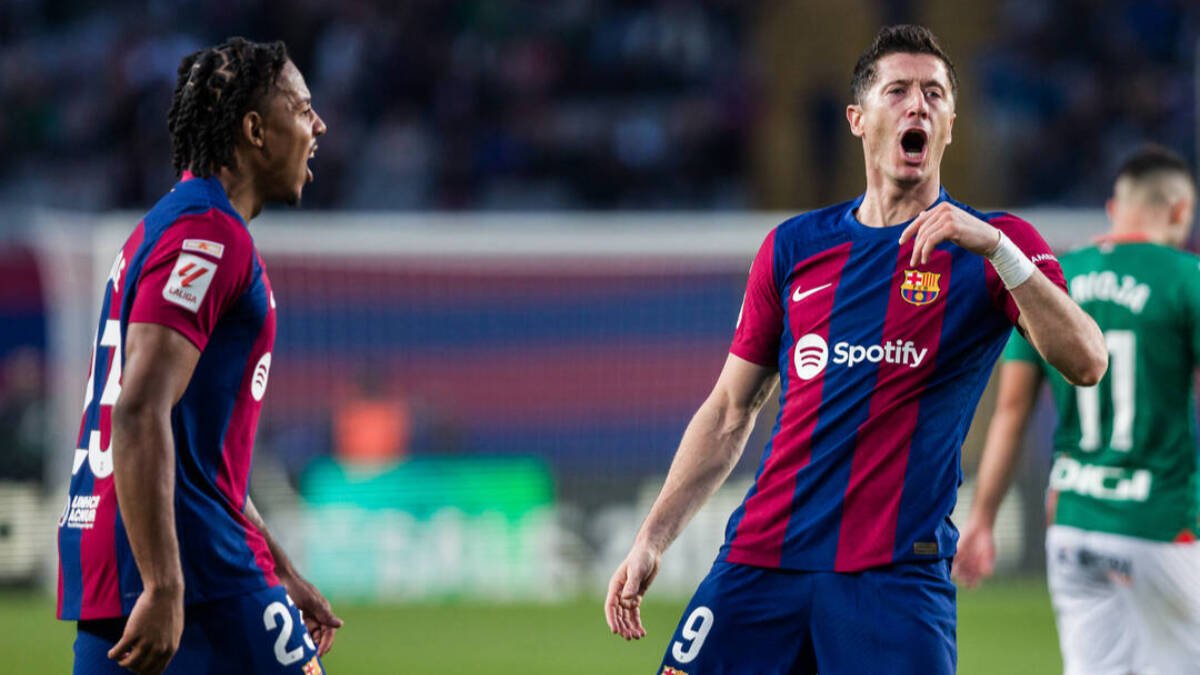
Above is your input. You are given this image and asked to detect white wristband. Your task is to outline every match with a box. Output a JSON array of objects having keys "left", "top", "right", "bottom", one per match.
[{"left": 986, "top": 231, "right": 1036, "bottom": 289}]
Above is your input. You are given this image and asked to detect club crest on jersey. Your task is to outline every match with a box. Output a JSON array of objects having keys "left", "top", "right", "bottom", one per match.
[
  {"left": 163, "top": 252, "right": 217, "bottom": 312},
  {"left": 302, "top": 656, "right": 323, "bottom": 675},
  {"left": 900, "top": 269, "right": 941, "bottom": 306}
]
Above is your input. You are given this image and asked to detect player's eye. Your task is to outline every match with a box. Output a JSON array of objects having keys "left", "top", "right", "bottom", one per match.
[{"left": 925, "top": 90, "right": 941, "bottom": 99}]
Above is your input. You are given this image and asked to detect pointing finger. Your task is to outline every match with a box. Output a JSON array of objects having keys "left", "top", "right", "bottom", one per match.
[
  {"left": 898, "top": 209, "right": 931, "bottom": 246},
  {"left": 918, "top": 222, "right": 946, "bottom": 265}
]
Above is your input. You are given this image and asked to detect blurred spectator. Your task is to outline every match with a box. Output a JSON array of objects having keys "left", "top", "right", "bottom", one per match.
[{"left": 334, "top": 371, "right": 412, "bottom": 467}]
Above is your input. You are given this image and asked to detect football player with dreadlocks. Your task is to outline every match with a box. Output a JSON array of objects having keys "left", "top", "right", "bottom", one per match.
[{"left": 57, "top": 37, "right": 337, "bottom": 675}]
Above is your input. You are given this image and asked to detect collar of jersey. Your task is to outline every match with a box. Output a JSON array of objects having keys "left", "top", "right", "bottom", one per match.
[
  {"left": 178, "top": 170, "right": 250, "bottom": 229},
  {"left": 843, "top": 186, "right": 950, "bottom": 240},
  {"left": 1093, "top": 232, "right": 1152, "bottom": 245}
]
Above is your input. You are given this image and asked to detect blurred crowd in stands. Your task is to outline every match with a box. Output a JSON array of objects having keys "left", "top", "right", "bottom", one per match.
[
  {"left": 2, "top": 1, "right": 1198, "bottom": 211},
  {"left": 979, "top": 0, "right": 1199, "bottom": 204},
  {"left": 0, "top": 0, "right": 750, "bottom": 211}
]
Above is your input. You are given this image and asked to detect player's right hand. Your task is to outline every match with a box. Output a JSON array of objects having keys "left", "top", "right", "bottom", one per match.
[
  {"left": 605, "top": 544, "right": 661, "bottom": 640},
  {"left": 107, "top": 586, "right": 184, "bottom": 675},
  {"left": 953, "top": 523, "right": 997, "bottom": 588}
]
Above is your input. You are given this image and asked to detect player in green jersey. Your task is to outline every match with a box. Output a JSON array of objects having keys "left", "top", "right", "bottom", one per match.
[{"left": 956, "top": 145, "right": 1200, "bottom": 675}]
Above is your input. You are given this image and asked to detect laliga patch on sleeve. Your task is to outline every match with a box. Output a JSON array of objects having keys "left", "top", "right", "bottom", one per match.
[
  {"left": 182, "top": 238, "right": 225, "bottom": 259},
  {"left": 162, "top": 253, "right": 218, "bottom": 312}
]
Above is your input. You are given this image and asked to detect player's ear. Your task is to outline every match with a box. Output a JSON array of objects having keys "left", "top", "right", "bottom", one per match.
[
  {"left": 1171, "top": 195, "right": 1190, "bottom": 222},
  {"left": 945, "top": 111, "right": 955, "bottom": 146},
  {"left": 1169, "top": 197, "right": 1193, "bottom": 229},
  {"left": 242, "top": 110, "right": 265, "bottom": 149},
  {"left": 1179, "top": 199, "right": 1196, "bottom": 245},
  {"left": 1105, "top": 197, "right": 1117, "bottom": 224},
  {"left": 846, "top": 104, "right": 864, "bottom": 138}
]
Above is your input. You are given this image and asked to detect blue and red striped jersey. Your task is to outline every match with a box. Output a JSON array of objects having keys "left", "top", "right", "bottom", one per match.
[
  {"left": 720, "top": 189, "right": 1065, "bottom": 572},
  {"left": 57, "top": 173, "right": 279, "bottom": 620}
]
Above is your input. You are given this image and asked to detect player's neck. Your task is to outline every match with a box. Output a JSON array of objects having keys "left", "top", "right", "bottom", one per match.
[
  {"left": 1109, "top": 220, "right": 1171, "bottom": 246},
  {"left": 857, "top": 177, "right": 941, "bottom": 228},
  {"left": 215, "top": 167, "right": 265, "bottom": 224}
]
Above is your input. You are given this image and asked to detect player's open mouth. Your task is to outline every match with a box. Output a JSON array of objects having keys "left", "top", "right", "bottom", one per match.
[
  {"left": 900, "top": 129, "right": 927, "bottom": 164},
  {"left": 306, "top": 144, "right": 317, "bottom": 182}
]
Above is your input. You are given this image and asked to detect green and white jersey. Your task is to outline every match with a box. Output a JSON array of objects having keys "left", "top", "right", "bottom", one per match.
[{"left": 1005, "top": 239, "right": 1200, "bottom": 542}]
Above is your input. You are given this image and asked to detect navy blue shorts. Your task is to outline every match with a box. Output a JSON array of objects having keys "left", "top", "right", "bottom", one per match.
[
  {"left": 658, "top": 560, "right": 955, "bottom": 674},
  {"left": 74, "top": 585, "right": 324, "bottom": 674}
]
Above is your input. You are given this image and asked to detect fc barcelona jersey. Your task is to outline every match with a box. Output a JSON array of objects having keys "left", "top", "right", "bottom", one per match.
[
  {"left": 57, "top": 173, "right": 279, "bottom": 620},
  {"left": 720, "top": 189, "right": 1066, "bottom": 572}
]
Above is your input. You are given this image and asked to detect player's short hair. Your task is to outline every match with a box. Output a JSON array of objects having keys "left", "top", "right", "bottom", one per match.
[
  {"left": 851, "top": 25, "right": 958, "bottom": 104},
  {"left": 1116, "top": 145, "right": 1193, "bottom": 188},
  {"left": 167, "top": 37, "right": 290, "bottom": 178}
]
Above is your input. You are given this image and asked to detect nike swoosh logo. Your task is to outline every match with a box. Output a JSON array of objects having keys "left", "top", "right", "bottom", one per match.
[{"left": 792, "top": 283, "right": 832, "bottom": 302}]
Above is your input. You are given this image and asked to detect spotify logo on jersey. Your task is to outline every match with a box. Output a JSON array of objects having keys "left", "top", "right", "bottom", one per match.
[
  {"left": 793, "top": 332, "right": 930, "bottom": 381},
  {"left": 793, "top": 334, "right": 830, "bottom": 380}
]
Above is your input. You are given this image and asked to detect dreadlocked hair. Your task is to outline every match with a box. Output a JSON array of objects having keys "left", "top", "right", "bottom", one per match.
[{"left": 167, "top": 37, "right": 290, "bottom": 178}]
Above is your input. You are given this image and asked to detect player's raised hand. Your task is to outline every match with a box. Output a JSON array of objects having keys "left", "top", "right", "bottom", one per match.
[
  {"left": 282, "top": 572, "right": 344, "bottom": 657},
  {"left": 952, "top": 522, "right": 997, "bottom": 588},
  {"left": 107, "top": 586, "right": 184, "bottom": 675},
  {"left": 605, "top": 543, "right": 661, "bottom": 640},
  {"left": 898, "top": 202, "right": 1002, "bottom": 266}
]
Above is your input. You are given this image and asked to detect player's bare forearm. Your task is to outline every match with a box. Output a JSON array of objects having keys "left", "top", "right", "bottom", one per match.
[
  {"left": 634, "top": 405, "right": 749, "bottom": 553},
  {"left": 112, "top": 401, "right": 183, "bottom": 593},
  {"left": 635, "top": 355, "right": 777, "bottom": 555},
  {"left": 111, "top": 324, "right": 200, "bottom": 593},
  {"left": 967, "top": 361, "right": 1042, "bottom": 528},
  {"left": 1012, "top": 272, "right": 1106, "bottom": 386}
]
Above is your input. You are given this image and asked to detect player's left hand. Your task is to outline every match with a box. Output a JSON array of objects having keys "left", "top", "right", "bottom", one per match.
[
  {"left": 281, "top": 572, "right": 343, "bottom": 657},
  {"left": 898, "top": 202, "right": 1001, "bottom": 266},
  {"left": 605, "top": 543, "right": 661, "bottom": 641}
]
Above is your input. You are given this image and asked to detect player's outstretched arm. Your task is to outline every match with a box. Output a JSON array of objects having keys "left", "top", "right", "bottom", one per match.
[
  {"left": 898, "top": 202, "right": 1106, "bottom": 386},
  {"left": 954, "top": 360, "right": 1042, "bottom": 588},
  {"left": 108, "top": 323, "right": 200, "bottom": 675},
  {"left": 244, "top": 497, "right": 343, "bottom": 656},
  {"left": 605, "top": 355, "right": 777, "bottom": 640}
]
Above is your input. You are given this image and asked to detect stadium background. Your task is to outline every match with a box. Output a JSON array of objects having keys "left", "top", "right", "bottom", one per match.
[{"left": 0, "top": 1, "right": 1195, "bottom": 672}]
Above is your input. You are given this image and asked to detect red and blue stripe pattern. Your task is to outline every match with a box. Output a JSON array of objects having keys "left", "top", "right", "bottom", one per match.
[
  {"left": 0, "top": 246, "right": 46, "bottom": 362},
  {"left": 723, "top": 191, "right": 1065, "bottom": 572},
  {"left": 260, "top": 258, "right": 750, "bottom": 477}
]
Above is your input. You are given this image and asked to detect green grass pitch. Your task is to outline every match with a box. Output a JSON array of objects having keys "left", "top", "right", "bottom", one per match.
[{"left": 5, "top": 580, "right": 1059, "bottom": 673}]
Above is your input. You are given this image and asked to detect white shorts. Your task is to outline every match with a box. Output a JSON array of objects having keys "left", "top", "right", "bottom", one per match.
[{"left": 1046, "top": 525, "right": 1200, "bottom": 675}]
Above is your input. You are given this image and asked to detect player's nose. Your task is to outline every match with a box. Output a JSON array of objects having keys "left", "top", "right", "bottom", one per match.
[
  {"left": 313, "top": 110, "right": 328, "bottom": 137},
  {"left": 906, "top": 92, "right": 928, "bottom": 118}
]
